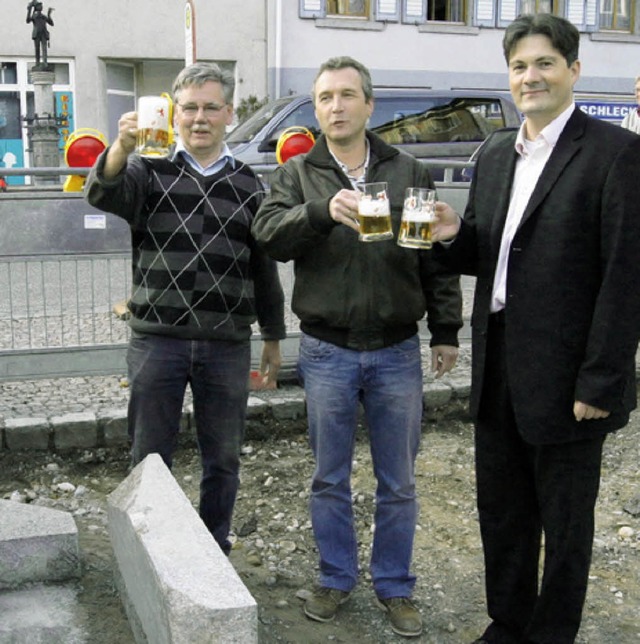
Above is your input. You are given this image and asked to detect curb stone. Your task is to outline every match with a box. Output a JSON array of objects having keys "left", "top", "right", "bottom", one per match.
[{"left": 0, "top": 378, "right": 470, "bottom": 452}]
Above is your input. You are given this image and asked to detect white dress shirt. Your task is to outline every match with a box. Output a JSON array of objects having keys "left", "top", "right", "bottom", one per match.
[
  {"left": 490, "top": 103, "right": 576, "bottom": 313},
  {"left": 173, "top": 141, "right": 235, "bottom": 176}
]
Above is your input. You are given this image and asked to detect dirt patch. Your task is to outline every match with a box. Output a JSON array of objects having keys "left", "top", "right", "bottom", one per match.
[{"left": 1, "top": 408, "right": 639, "bottom": 643}]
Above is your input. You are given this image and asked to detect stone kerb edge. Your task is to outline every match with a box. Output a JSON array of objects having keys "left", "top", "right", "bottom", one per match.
[
  {"left": 0, "top": 380, "right": 469, "bottom": 452},
  {"left": 107, "top": 454, "right": 257, "bottom": 643}
]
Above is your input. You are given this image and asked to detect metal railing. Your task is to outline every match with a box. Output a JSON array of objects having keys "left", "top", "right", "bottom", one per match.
[{"left": 0, "top": 162, "right": 472, "bottom": 382}]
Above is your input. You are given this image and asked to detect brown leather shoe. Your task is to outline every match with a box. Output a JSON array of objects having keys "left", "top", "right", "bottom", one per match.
[
  {"left": 375, "top": 596, "right": 423, "bottom": 637},
  {"left": 304, "top": 587, "right": 350, "bottom": 622}
]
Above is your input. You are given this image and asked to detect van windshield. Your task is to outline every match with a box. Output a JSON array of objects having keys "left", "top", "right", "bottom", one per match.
[
  {"left": 371, "top": 96, "right": 506, "bottom": 145},
  {"left": 226, "top": 96, "right": 294, "bottom": 145}
]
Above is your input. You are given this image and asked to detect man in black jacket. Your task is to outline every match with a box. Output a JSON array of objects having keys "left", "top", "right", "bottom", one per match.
[
  {"left": 433, "top": 14, "right": 640, "bottom": 643},
  {"left": 252, "top": 56, "right": 462, "bottom": 638}
]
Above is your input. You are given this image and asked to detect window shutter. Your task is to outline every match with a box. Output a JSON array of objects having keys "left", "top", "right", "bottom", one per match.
[
  {"left": 498, "top": 0, "right": 518, "bottom": 27},
  {"left": 299, "top": 0, "right": 325, "bottom": 18},
  {"left": 565, "top": 0, "right": 598, "bottom": 31},
  {"left": 475, "top": 0, "right": 496, "bottom": 27},
  {"left": 584, "top": 0, "right": 598, "bottom": 30},
  {"left": 401, "top": 0, "right": 426, "bottom": 23},
  {"left": 376, "top": 0, "right": 401, "bottom": 21}
]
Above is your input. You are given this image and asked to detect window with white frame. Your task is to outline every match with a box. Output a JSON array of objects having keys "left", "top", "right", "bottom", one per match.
[
  {"left": 599, "top": 0, "right": 632, "bottom": 30},
  {"left": 300, "top": 0, "right": 466, "bottom": 23},
  {"left": 106, "top": 63, "right": 136, "bottom": 144},
  {"left": 327, "top": 0, "right": 371, "bottom": 16},
  {"left": 427, "top": 0, "right": 466, "bottom": 22},
  {"left": 520, "top": 0, "right": 554, "bottom": 13},
  {"left": 0, "top": 59, "right": 74, "bottom": 184},
  {"left": 476, "top": 0, "right": 599, "bottom": 30}
]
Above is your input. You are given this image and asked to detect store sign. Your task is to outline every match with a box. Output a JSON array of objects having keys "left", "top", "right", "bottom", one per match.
[
  {"left": 55, "top": 91, "right": 75, "bottom": 150},
  {"left": 577, "top": 101, "right": 635, "bottom": 123}
]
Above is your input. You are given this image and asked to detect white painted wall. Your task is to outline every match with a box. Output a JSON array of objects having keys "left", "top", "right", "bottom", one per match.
[
  {"left": 1, "top": 0, "right": 267, "bottom": 135},
  {"left": 266, "top": 3, "right": 640, "bottom": 100}
]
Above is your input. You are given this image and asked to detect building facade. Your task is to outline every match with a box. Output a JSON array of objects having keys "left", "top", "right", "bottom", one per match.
[
  {"left": 0, "top": 0, "right": 638, "bottom": 183},
  {"left": 267, "top": 0, "right": 639, "bottom": 128},
  {"left": 1, "top": 0, "right": 267, "bottom": 184}
]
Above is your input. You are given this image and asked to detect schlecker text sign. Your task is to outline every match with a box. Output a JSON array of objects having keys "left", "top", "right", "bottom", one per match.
[{"left": 577, "top": 101, "right": 635, "bottom": 122}]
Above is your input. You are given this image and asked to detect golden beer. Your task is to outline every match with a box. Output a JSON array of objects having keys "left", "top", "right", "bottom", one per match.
[
  {"left": 358, "top": 182, "right": 392, "bottom": 242},
  {"left": 357, "top": 212, "right": 393, "bottom": 240},
  {"left": 397, "top": 187, "right": 436, "bottom": 249},
  {"left": 398, "top": 217, "right": 433, "bottom": 249},
  {"left": 136, "top": 128, "right": 171, "bottom": 157},
  {"left": 136, "top": 96, "right": 172, "bottom": 158}
]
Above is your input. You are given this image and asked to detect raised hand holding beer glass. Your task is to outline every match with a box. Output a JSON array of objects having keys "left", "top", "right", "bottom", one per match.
[
  {"left": 357, "top": 181, "right": 393, "bottom": 242},
  {"left": 430, "top": 200, "right": 462, "bottom": 242}
]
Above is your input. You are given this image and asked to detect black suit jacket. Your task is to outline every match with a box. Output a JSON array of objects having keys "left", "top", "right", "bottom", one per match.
[{"left": 442, "top": 108, "right": 640, "bottom": 444}]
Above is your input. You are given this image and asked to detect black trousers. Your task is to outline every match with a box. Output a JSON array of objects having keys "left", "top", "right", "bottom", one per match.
[{"left": 475, "top": 314, "right": 605, "bottom": 644}]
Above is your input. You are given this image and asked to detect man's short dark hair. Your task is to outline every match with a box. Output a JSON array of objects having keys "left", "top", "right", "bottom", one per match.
[
  {"left": 503, "top": 14, "right": 580, "bottom": 66},
  {"left": 311, "top": 56, "right": 373, "bottom": 104}
]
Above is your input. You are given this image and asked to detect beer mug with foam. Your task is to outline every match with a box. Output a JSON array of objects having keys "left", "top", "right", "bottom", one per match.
[
  {"left": 357, "top": 182, "right": 393, "bottom": 242},
  {"left": 397, "top": 187, "right": 436, "bottom": 249},
  {"left": 136, "top": 93, "right": 174, "bottom": 158}
]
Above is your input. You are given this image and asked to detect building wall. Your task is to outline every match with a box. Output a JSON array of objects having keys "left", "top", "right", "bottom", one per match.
[
  {"left": 266, "top": 2, "right": 640, "bottom": 102},
  {"left": 1, "top": 0, "right": 267, "bottom": 138}
]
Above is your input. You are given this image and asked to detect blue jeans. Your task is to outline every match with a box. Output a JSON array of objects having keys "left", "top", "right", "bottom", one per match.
[
  {"left": 297, "top": 333, "right": 423, "bottom": 599},
  {"left": 126, "top": 331, "right": 250, "bottom": 554}
]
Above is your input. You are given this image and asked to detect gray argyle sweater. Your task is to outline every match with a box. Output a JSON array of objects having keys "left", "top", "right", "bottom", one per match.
[{"left": 85, "top": 150, "right": 285, "bottom": 343}]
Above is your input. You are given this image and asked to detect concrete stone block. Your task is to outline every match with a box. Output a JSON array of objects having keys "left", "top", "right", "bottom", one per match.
[
  {"left": 51, "top": 412, "right": 98, "bottom": 450},
  {"left": 0, "top": 499, "right": 80, "bottom": 589},
  {"left": 0, "top": 585, "right": 89, "bottom": 642},
  {"left": 107, "top": 454, "right": 257, "bottom": 644},
  {"left": 98, "top": 408, "right": 129, "bottom": 447},
  {"left": 423, "top": 381, "right": 453, "bottom": 409},
  {"left": 268, "top": 393, "right": 306, "bottom": 421},
  {"left": 4, "top": 417, "right": 50, "bottom": 450},
  {"left": 441, "top": 374, "right": 471, "bottom": 399},
  {"left": 246, "top": 396, "right": 269, "bottom": 419}
]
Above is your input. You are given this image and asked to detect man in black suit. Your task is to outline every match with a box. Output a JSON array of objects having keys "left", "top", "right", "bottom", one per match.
[{"left": 433, "top": 13, "right": 640, "bottom": 644}]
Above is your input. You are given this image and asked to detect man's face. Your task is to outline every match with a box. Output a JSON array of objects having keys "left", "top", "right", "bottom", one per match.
[
  {"left": 174, "top": 80, "right": 233, "bottom": 163},
  {"left": 313, "top": 67, "right": 373, "bottom": 147},
  {"left": 508, "top": 34, "right": 580, "bottom": 136}
]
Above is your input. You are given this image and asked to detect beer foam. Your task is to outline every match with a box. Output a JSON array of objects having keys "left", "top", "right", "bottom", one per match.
[
  {"left": 359, "top": 198, "right": 390, "bottom": 216},
  {"left": 402, "top": 208, "right": 434, "bottom": 223}
]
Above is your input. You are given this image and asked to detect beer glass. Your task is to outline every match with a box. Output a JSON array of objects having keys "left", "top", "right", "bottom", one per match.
[
  {"left": 136, "top": 94, "right": 173, "bottom": 158},
  {"left": 397, "top": 187, "right": 436, "bottom": 249},
  {"left": 357, "top": 182, "right": 393, "bottom": 242}
]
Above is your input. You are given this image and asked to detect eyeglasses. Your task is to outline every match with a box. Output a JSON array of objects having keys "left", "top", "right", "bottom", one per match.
[{"left": 178, "top": 103, "right": 227, "bottom": 118}]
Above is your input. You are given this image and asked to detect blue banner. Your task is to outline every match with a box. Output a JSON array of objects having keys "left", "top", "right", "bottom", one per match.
[
  {"left": 55, "top": 91, "right": 75, "bottom": 151},
  {"left": 0, "top": 139, "right": 25, "bottom": 185},
  {"left": 576, "top": 101, "right": 635, "bottom": 123}
]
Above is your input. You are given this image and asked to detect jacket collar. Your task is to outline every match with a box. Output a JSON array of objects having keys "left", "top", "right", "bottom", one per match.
[
  {"left": 518, "top": 106, "right": 585, "bottom": 229},
  {"left": 304, "top": 131, "right": 399, "bottom": 169}
]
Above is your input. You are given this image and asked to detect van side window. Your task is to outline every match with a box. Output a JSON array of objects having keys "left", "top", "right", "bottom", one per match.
[
  {"left": 372, "top": 98, "right": 506, "bottom": 145},
  {"left": 272, "top": 101, "right": 319, "bottom": 139}
]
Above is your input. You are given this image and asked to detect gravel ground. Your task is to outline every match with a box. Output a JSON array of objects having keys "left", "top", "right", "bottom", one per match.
[{"left": 1, "top": 386, "right": 639, "bottom": 643}]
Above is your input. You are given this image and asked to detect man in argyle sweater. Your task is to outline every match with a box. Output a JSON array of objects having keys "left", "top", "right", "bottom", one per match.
[{"left": 86, "top": 63, "right": 285, "bottom": 554}]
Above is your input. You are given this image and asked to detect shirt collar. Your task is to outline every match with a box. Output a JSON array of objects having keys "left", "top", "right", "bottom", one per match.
[
  {"left": 172, "top": 141, "right": 236, "bottom": 171},
  {"left": 515, "top": 103, "right": 575, "bottom": 158},
  {"left": 329, "top": 139, "right": 370, "bottom": 179}
]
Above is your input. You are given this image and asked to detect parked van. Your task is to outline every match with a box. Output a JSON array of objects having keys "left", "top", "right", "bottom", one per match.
[{"left": 225, "top": 89, "right": 521, "bottom": 183}]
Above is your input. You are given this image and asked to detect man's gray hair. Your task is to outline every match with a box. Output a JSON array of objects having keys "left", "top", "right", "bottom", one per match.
[
  {"left": 311, "top": 56, "right": 373, "bottom": 104},
  {"left": 172, "top": 62, "right": 235, "bottom": 105}
]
